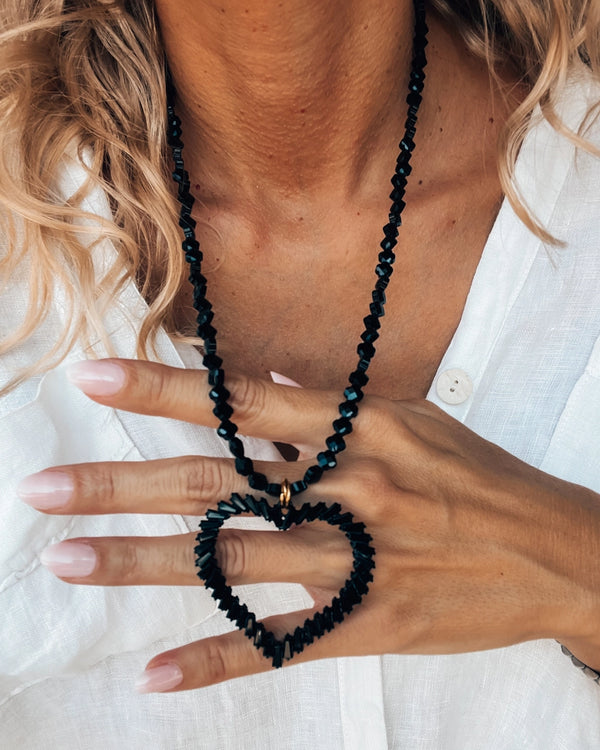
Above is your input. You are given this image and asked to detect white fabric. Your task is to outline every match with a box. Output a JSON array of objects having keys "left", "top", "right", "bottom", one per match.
[{"left": 1, "top": 70, "right": 600, "bottom": 749}]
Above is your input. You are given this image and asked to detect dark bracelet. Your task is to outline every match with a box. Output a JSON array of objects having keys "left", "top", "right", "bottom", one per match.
[{"left": 560, "top": 644, "right": 600, "bottom": 684}]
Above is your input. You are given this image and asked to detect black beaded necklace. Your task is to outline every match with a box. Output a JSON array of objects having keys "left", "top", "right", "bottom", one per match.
[{"left": 166, "top": 0, "right": 428, "bottom": 668}]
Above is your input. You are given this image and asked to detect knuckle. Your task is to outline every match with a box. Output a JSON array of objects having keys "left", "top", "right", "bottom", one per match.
[
  {"left": 180, "top": 458, "right": 226, "bottom": 506},
  {"left": 145, "top": 364, "right": 171, "bottom": 410},
  {"left": 77, "top": 463, "right": 116, "bottom": 508},
  {"left": 119, "top": 541, "right": 139, "bottom": 583},
  {"left": 217, "top": 532, "right": 247, "bottom": 582},
  {"left": 356, "top": 396, "right": 401, "bottom": 446},
  {"left": 202, "top": 640, "right": 229, "bottom": 685},
  {"left": 228, "top": 374, "right": 268, "bottom": 426}
]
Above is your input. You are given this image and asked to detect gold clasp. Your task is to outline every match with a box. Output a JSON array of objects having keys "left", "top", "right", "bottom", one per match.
[{"left": 279, "top": 479, "right": 291, "bottom": 514}]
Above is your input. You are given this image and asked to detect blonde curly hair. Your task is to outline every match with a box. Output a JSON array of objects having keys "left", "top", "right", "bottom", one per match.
[{"left": 0, "top": 0, "right": 599, "bottom": 394}]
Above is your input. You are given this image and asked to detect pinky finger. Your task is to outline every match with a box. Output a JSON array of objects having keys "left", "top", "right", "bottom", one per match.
[{"left": 135, "top": 604, "right": 372, "bottom": 692}]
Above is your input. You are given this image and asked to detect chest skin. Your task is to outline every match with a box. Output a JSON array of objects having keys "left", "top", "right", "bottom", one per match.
[{"left": 173, "top": 169, "right": 502, "bottom": 404}]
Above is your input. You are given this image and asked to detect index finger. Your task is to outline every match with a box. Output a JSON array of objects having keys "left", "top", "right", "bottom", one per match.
[{"left": 66, "top": 358, "right": 344, "bottom": 446}]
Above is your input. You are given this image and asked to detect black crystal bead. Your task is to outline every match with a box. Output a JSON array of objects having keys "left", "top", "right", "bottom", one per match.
[
  {"left": 379, "top": 237, "right": 396, "bottom": 252},
  {"left": 383, "top": 222, "right": 400, "bottom": 238},
  {"left": 248, "top": 472, "right": 268, "bottom": 491},
  {"left": 213, "top": 401, "right": 233, "bottom": 421},
  {"left": 208, "top": 368, "right": 224, "bottom": 386},
  {"left": 202, "top": 354, "right": 223, "bottom": 371},
  {"left": 343, "top": 385, "right": 364, "bottom": 402},
  {"left": 196, "top": 308, "right": 214, "bottom": 327},
  {"left": 266, "top": 483, "right": 282, "bottom": 498},
  {"left": 361, "top": 327, "right": 379, "bottom": 344},
  {"left": 375, "top": 262, "right": 391, "bottom": 278},
  {"left": 326, "top": 434, "right": 345, "bottom": 454},
  {"left": 209, "top": 385, "right": 230, "bottom": 402},
  {"left": 357, "top": 341, "right": 375, "bottom": 359},
  {"left": 332, "top": 417, "right": 353, "bottom": 436},
  {"left": 363, "top": 313, "right": 381, "bottom": 330},
  {"left": 406, "top": 90, "right": 422, "bottom": 107},
  {"left": 375, "top": 277, "right": 390, "bottom": 291},
  {"left": 339, "top": 400, "right": 359, "bottom": 418},
  {"left": 349, "top": 370, "right": 369, "bottom": 388},
  {"left": 235, "top": 456, "right": 253, "bottom": 475},
  {"left": 227, "top": 436, "right": 245, "bottom": 457},
  {"left": 230, "top": 493, "right": 248, "bottom": 513},
  {"left": 290, "top": 480, "right": 307, "bottom": 495},
  {"left": 303, "top": 464, "right": 324, "bottom": 485},
  {"left": 197, "top": 322, "right": 216, "bottom": 339},
  {"left": 317, "top": 450, "right": 337, "bottom": 469},
  {"left": 372, "top": 288, "right": 386, "bottom": 305},
  {"left": 217, "top": 420, "right": 237, "bottom": 439}
]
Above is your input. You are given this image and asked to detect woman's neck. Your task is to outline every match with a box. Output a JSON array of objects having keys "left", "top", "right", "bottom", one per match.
[{"left": 155, "top": 0, "right": 421, "bottom": 207}]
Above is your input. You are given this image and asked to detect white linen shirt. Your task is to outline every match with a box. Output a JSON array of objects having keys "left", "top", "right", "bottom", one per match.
[{"left": 1, "top": 72, "right": 600, "bottom": 749}]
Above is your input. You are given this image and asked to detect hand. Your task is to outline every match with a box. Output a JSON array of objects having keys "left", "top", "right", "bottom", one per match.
[{"left": 17, "top": 358, "right": 600, "bottom": 692}]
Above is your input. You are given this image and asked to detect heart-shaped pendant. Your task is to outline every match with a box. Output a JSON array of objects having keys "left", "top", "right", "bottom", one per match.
[{"left": 194, "top": 493, "right": 376, "bottom": 668}]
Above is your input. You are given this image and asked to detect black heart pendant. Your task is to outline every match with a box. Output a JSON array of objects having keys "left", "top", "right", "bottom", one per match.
[{"left": 194, "top": 493, "right": 376, "bottom": 668}]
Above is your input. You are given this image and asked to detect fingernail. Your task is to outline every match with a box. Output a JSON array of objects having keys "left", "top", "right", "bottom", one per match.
[
  {"left": 40, "top": 541, "right": 97, "bottom": 577},
  {"left": 17, "top": 471, "right": 74, "bottom": 509},
  {"left": 269, "top": 371, "right": 303, "bottom": 388},
  {"left": 135, "top": 664, "right": 184, "bottom": 694},
  {"left": 66, "top": 360, "right": 126, "bottom": 396}
]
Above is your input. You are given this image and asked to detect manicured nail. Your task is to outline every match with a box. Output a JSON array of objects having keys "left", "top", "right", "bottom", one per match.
[
  {"left": 17, "top": 471, "right": 74, "bottom": 509},
  {"left": 269, "top": 371, "right": 303, "bottom": 388},
  {"left": 66, "top": 360, "right": 126, "bottom": 396},
  {"left": 40, "top": 541, "right": 97, "bottom": 577},
  {"left": 135, "top": 664, "right": 184, "bottom": 694}
]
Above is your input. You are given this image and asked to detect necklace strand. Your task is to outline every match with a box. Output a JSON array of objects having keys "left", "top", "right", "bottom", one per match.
[
  {"left": 166, "top": 0, "right": 428, "bottom": 498},
  {"left": 166, "top": 1, "right": 428, "bottom": 667}
]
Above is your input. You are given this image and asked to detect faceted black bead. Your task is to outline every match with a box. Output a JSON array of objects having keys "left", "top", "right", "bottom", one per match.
[
  {"left": 203, "top": 337, "right": 218, "bottom": 355},
  {"left": 293, "top": 502, "right": 313, "bottom": 524},
  {"left": 197, "top": 321, "right": 217, "bottom": 340},
  {"left": 375, "top": 278, "right": 390, "bottom": 292},
  {"left": 326, "top": 434, "right": 345, "bottom": 454},
  {"left": 396, "top": 161, "right": 413, "bottom": 178},
  {"left": 302, "top": 621, "right": 314, "bottom": 645},
  {"left": 290, "top": 480, "right": 307, "bottom": 495},
  {"left": 235, "top": 456, "right": 253, "bottom": 475},
  {"left": 248, "top": 472, "right": 268, "bottom": 491},
  {"left": 379, "top": 237, "right": 397, "bottom": 253},
  {"left": 406, "top": 90, "right": 422, "bottom": 107},
  {"left": 339, "top": 400, "right": 359, "bottom": 419},
  {"left": 363, "top": 313, "right": 381, "bottom": 330},
  {"left": 266, "top": 483, "right": 282, "bottom": 498},
  {"left": 196, "top": 309, "right": 214, "bottom": 327},
  {"left": 199, "top": 518, "right": 222, "bottom": 532},
  {"left": 332, "top": 417, "right": 353, "bottom": 436},
  {"left": 404, "top": 122, "right": 417, "bottom": 139},
  {"left": 344, "top": 385, "right": 364, "bottom": 402},
  {"left": 202, "top": 354, "right": 223, "bottom": 371},
  {"left": 357, "top": 341, "right": 375, "bottom": 359},
  {"left": 212, "top": 401, "right": 233, "bottom": 421},
  {"left": 209, "top": 385, "right": 230, "bottom": 403},
  {"left": 217, "top": 420, "right": 237, "bottom": 439},
  {"left": 196, "top": 551, "right": 214, "bottom": 571},
  {"left": 304, "top": 466, "right": 323, "bottom": 484},
  {"left": 331, "top": 597, "right": 344, "bottom": 623},
  {"left": 391, "top": 173, "right": 407, "bottom": 190},
  {"left": 208, "top": 368, "right": 224, "bottom": 387},
  {"left": 356, "top": 357, "right": 371, "bottom": 373},
  {"left": 375, "top": 263, "right": 391, "bottom": 280},
  {"left": 372, "top": 288, "right": 386, "bottom": 305},
  {"left": 283, "top": 637, "right": 293, "bottom": 662},
  {"left": 383, "top": 222, "right": 400, "bottom": 238},
  {"left": 317, "top": 450, "right": 337, "bottom": 470},
  {"left": 227, "top": 437, "right": 244, "bottom": 457},
  {"left": 349, "top": 370, "right": 369, "bottom": 388},
  {"left": 361, "top": 327, "right": 379, "bottom": 344}
]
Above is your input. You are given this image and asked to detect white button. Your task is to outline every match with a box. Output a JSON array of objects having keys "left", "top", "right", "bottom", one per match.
[{"left": 436, "top": 368, "right": 473, "bottom": 405}]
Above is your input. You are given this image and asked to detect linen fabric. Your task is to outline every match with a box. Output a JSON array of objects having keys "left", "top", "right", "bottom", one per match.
[{"left": 1, "top": 70, "right": 600, "bottom": 749}]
